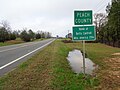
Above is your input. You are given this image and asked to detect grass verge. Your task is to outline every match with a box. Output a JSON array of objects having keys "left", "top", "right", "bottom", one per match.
[
  {"left": 0, "top": 40, "right": 120, "bottom": 90},
  {"left": 0, "top": 38, "right": 47, "bottom": 47},
  {"left": 0, "top": 38, "right": 25, "bottom": 47}
]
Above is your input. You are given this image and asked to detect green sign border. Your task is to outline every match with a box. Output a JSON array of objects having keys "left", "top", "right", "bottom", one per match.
[
  {"left": 74, "top": 10, "right": 93, "bottom": 25},
  {"left": 72, "top": 26, "right": 96, "bottom": 41}
]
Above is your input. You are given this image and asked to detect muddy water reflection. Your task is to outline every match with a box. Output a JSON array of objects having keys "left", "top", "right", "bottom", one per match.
[{"left": 67, "top": 50, "right": 98, "bottom": 75}]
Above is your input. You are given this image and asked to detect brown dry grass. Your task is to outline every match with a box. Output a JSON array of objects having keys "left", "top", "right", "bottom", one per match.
[
  {"left": 0, "top": 38, "right": 24, "bottom": 47},
  {"left": 6, "top": 39, "right": 24, "bottom": 44}
]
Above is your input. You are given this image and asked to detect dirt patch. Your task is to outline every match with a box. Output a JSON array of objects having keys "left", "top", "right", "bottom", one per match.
[
  {"left": 112, "top": 53, "right": 120, "bottom": 56},
  {"left": 98, "top": 57, "right": 120, "bottom": 90}
]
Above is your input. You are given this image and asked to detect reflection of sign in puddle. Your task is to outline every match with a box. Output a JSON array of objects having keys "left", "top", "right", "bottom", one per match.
[{"left": 67, "top": 49, "right": 98, "bottom": 75}]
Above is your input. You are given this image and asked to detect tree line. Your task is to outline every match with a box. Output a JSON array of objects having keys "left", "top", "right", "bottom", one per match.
[
  {"left": 0, "top": 20, "right": 52, "bottom": 43},
  {"left": 94, "top": 0, "right": 120, "bottom": 47}
]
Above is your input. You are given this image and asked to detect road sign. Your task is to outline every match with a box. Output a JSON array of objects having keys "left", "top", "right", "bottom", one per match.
[
  {"left": 74, "top": 10, "right": 93, "bottom": 25},
  {"left": 72, "top": 26, "right": 96, "bottom": 41},
  {"left": 73, "top": 10, "right": 94, "bottom": 75}
]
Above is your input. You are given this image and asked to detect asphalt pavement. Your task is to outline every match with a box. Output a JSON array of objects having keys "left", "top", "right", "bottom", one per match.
[{"left": 0, "top": 39, "right": 54, "bottom": 76}]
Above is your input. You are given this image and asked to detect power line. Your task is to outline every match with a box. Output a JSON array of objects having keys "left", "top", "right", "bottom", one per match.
[
  {"left": 95, "top": 3, "right": 108, "bottom": 13},
  {"left": 94, "top": 0, "right": 105, "bottom": 9},
  {"left": 94, "top": 0, "right": 110, "bottom": 13}
]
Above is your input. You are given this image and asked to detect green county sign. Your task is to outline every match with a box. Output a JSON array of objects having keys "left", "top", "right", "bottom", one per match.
[
  {"left": 74, "top": 10, "right": 93, "bottom": 25},
  {"left": 72, "top": 26, "right": 96, "bottom": 41}
]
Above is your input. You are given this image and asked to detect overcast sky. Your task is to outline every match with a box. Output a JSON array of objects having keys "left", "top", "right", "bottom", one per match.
[{"left": 0, "top": 0, "right": 111, "bottom": 37}]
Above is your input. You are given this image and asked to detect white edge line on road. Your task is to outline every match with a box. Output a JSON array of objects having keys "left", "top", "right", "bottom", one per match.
[
  {"left": 0, "top": 40, "right": 54, "bottom": 70},
  {"left": 0, "top": 41, "right": 42, "bottom": 53},
  {"left": 0, "top": 45, "right": 28, "bottom": 53}
]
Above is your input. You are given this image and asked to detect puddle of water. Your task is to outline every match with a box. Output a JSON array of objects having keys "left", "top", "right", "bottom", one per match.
[{"left": 67, "top": 49, "right": 98, "bottom": 75}]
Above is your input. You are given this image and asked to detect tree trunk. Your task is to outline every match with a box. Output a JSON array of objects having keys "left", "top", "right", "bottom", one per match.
[{"left": 113, "top": 41, "right": 115, "bottom": 47}]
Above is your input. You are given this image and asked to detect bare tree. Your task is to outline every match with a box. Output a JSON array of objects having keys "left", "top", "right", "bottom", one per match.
[
  {"left": 94, "top": 13, "right": 107, "bottom": 33},
  {"left": 0, "top": 20, "right": 11, "bottom": 42},
  {"left": 94, "top": 13, "right": 107, "bottom": 42},
  {"left": 0, "top": 20, "right": 11, "bottom": 32}
]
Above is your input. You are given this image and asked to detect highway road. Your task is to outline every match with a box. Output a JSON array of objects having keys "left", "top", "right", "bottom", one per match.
[{"left": 0, "top": 39, "right": 54, "bottom": 76}]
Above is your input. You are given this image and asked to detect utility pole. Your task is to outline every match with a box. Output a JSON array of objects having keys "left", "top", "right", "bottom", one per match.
[
  {"left": 68, "top": 30, "right": 69, "bottom": 38},
  {"left": 118, "top": 11, "right": 120, "bottom": 47}
]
